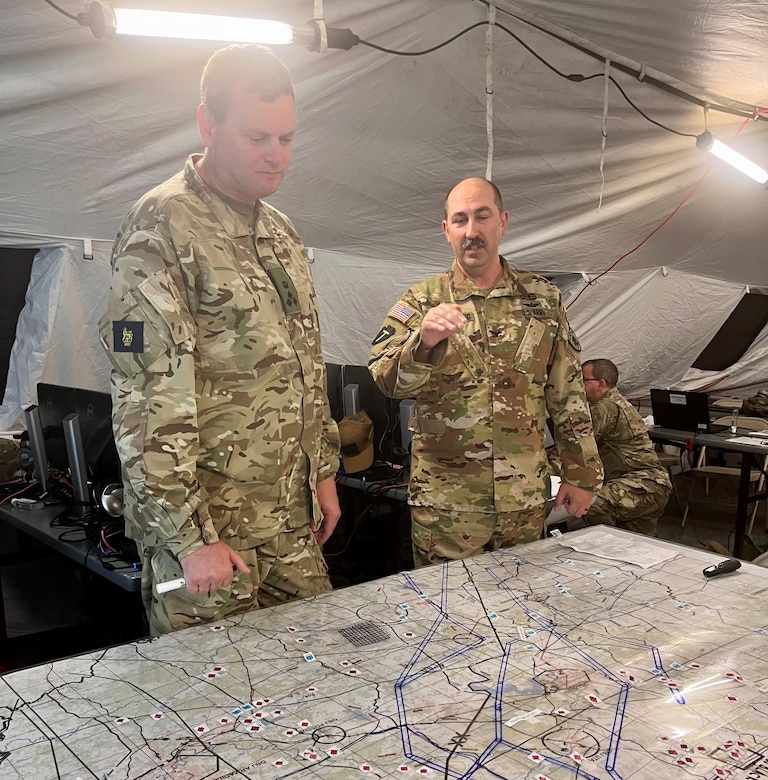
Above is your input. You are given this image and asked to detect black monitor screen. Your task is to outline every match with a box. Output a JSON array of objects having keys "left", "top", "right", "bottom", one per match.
[
  {"left": 325, "top": 362, "right": 344, "bottom": 423},
  {"left": 36, "top": 383, "right": 118, "bottom": 483},
  {"left": 37, "top": 383, "right": 76, "bottom": 473}
]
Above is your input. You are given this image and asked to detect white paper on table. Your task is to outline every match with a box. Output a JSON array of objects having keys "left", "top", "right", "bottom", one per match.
[
  {"left": 726, "top": 435, "right": 768, "bottom": 446},
  {"left": 557, "top": 528, "right": 680, "bottom": 569}
]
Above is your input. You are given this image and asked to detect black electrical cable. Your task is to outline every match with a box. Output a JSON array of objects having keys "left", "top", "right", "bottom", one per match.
[
  {"left": 359, "top": 22, "right": 488, "bottom": 57},
  {"left": 485, "top": 2, "right": 767, "bottom": 123},
  {"left": 42, "top": 0, "right": 78, "bottom": 22},
  {"left": 365, "top": 15, "right": 764, "bottom": 135}
]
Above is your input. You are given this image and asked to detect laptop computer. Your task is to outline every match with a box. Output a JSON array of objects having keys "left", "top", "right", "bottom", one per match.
[{"left": 650, "top": 388, "right": 727, "bottom": 433}]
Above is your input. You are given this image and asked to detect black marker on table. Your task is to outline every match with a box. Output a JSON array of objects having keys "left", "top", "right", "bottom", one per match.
[{"left": 702, "top": 559, "right": 741, "bottom": 578}]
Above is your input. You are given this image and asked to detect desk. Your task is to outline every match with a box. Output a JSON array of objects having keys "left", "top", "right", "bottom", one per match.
[
  {"left": 1, "top": 526, "right": 767, "bottom": 779},
  {"left": 0, "top": 504, "right": 141, "bottom": 592},
  {"left": 330, "top": 473, "right": 412, "bottom": 584},
  {"left": 0, "top": 503, "right": 141, "bottom": 650},
  {"left": 649, "top": 426, "right": 768, "bottom": 558}
]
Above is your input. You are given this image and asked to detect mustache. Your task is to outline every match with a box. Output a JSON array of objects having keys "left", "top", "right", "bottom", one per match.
[{"left": 462, "top": 237, "right": 486, "bottom": 250}]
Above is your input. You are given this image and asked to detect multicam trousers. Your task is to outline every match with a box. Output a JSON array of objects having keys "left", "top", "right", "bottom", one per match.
[{"left": 409, "top": 504, "right": 546, "bottom": 568}]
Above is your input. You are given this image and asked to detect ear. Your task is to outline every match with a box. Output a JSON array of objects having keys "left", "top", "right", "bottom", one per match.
[
  {"left": 442, "top": 219, "right": 450, "bottom": 243},
  {"left": 198, "top": 103, "right": 215, "bottom": 148},
  {"left": 499, "top": 209, "right": 509, "bottom": 235}
]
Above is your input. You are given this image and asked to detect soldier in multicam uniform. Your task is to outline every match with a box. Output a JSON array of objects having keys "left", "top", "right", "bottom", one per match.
[
  {"left": 98, "top": 45, "right": 340, "bottom": 635},
  {"left": 368, "top": 178, "right": 603, "bottom": 567},
  {"left": 580, "top": 359, "right": 671, "bottom": 536}
]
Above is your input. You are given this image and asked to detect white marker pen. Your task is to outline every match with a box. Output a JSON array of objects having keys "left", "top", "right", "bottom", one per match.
[{"left": 156, "top": 577, "right": 186, "bottom": 593}]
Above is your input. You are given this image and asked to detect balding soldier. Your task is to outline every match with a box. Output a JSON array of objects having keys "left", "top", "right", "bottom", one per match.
[
  {"left": 99, "top": 45, "right": 340, "bottom": 635},
  {"left": 580, "top": 359, "right": 671, "bottom": 535},
  {"left": 369, "top": 178, "right": 603, "bottom": 567}
]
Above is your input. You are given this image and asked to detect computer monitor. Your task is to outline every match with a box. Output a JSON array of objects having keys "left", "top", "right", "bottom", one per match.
[
  {"left": 35, "top": 383, "right": 119, "bottom": 499},
  {"left": 36, "top": 383, "right": 77, "bottom": 474},
  {"left": 650, "top": 388, "right": 711, "bottom": 433},
  {"left": 325, "top": 362, "right": 344, "bottom": 422}
]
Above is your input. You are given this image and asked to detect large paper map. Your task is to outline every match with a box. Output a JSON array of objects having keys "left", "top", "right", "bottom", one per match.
[{"left": 1, "top": 527, "right": 767, "bottom": 779}]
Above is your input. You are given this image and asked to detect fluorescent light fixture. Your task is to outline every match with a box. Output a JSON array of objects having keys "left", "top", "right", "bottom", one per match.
[
  {"left": 79, "top": 2, "right": 359, "bottom": 50},
  {"left": 113, "top": 9, "right": 294, "bottom": 44},
  {"left": 696, "top": 130, "right": 768, "bottom": 185}
]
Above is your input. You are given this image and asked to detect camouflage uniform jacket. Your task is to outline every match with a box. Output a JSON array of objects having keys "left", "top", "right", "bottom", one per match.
[
  {"left": 589, "top": 387, "right": 671, "bottom": 486},
  {"left": 368, "top": 259, "right": 602, "bottom": 512},
  {"left": 98, "top": 155, "right": 340, "bottom": 560}
]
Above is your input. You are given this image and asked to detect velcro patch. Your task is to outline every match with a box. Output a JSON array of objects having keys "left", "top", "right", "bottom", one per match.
[
  {"left": 567, "top": 327, "right": 581, "bottom": 352},
  {"left": 372, "top": 325, "right": 395, "bottom": 345},
  {"left": 388, "top": 301, "right": 416, "bottom": 324},
  {"left": 113, "top": 321, "right": 144, "bottom": 353}
]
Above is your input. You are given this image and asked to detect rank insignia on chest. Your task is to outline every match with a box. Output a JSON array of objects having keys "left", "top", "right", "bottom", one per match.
[
  {"left": 113, "top": 321, "right": 144, "bottom": 353},
  {"left": 521, "top": 297, "right": 546, "bottom": 317},
  {"left": 388, "top": 301, "right": 416, "bottom": 324}
]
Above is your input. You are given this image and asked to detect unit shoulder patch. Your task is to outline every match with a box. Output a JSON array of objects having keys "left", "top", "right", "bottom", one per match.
[
  {"left": 113, "top": 321, "right": 144, "bottom": 353},
  {"left": 567, "top": 327, "right": 582, "bottom": 352},
  {"left": 372, "top": 325, "right": 396, "bottom": 346}
]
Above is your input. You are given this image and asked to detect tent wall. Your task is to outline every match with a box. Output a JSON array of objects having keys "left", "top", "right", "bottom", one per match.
[
  {"left": 0, "top": 243, "right": 112, "bottom": 430},
  {"left": 2, "top": 0, "right": 768, "bottom": 422}
]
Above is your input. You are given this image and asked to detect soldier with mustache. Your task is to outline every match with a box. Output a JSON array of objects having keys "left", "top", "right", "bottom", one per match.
[{"left": 369, "top": 178, "right": 602, "bottom": 567}]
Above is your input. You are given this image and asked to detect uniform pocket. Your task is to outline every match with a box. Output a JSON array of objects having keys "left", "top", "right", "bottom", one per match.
[
  {"left": 99, "top": 268, "right": 193, "bottom": 379},
  {"left": 512, "top": 317, "right": 547, "bottom": 374}
]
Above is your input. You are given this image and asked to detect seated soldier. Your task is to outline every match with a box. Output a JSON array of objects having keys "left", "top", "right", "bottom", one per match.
[{"left": 580, "top": 359, "right": 671, "bottom": 536}]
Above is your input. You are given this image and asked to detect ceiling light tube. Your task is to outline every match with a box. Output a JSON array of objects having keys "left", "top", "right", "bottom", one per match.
[
  {"left": 696, "top": 130, "right": 768, "bottom": 185},
  {"left": 113, "top": 9, "right": 294, "bottom": 44},
  {"left": 80, "top": 2, "right": 359, "bottom": 50}
]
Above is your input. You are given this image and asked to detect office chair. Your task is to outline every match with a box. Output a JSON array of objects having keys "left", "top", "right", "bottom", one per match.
[{"left": 681, "top": 416, "right": 768, "bottom": 534}]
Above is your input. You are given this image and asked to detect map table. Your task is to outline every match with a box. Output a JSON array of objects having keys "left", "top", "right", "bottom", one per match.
[{"left": 0, "top": 526, "right": 767, "bottom": 779}]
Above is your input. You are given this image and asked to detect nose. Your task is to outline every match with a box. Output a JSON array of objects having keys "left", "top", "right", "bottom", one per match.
[
  {"left": 465, "top": 216, "right": 479, "bottom": 237},
  {"left": 263, "top": 138, "right": 284, "bottom": 167}
]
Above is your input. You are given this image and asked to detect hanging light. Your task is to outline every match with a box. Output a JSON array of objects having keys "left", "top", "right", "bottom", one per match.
[
  {"left": 78, "top": 2, "right": 359, "bottom": 51},
  {"left": 696, "top": 130, "right": 768, "bottom": 185}
]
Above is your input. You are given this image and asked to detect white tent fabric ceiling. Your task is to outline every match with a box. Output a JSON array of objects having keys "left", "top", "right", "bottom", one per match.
[{"left": 1, "top": 0, "right": 768, "bottom": 428}]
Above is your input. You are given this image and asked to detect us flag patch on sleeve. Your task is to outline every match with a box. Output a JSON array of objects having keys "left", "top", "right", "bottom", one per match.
[{"left": 388, "top": 301, "right": 416, "bottom": 324}]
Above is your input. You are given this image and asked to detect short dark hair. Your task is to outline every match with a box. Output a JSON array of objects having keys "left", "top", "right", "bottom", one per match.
[
  {"left": 583, "top": 358, "right": 619, "bottom": 388},
  {"left": 444, "top": 179, "right": 504, "bottom": 219},
  {"left": 200, "top": 44, "right": 294, "bottom": 120}
]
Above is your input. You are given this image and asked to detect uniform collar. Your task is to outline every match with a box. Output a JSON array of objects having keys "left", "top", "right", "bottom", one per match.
[
  {"left": 448, "top": 256, "right": 518, "bottom": 301},
  {"left": 183, "top": 154, "right": 276, "bottom": 240}
]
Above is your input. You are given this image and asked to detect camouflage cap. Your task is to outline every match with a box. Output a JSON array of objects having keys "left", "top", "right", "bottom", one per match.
[{"left": 338, "top": 411, "right": 374, "bottom": 474}]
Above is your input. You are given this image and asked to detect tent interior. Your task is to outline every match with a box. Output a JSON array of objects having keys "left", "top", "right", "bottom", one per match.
[{"left": 3, "top": 0, "right": 768, "bottom": 431}]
